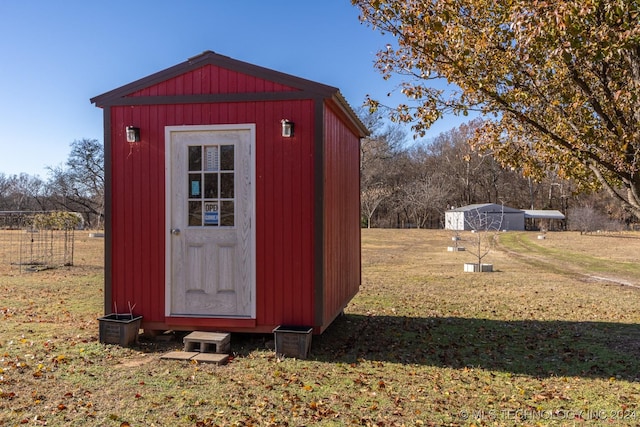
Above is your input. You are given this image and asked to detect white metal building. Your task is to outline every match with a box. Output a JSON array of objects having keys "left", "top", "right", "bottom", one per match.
[
  {"left": 445, "top": 203, "right": 524, "bottom": 231},
  {"left": 445, "top": 204, "right": 565, "bottom": 231}
]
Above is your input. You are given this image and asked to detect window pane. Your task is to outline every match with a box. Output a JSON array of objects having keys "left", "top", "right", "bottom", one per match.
[
  {"left": 220, "top": 145, "right": 234, "bottom": 171},
  {"left": 189, "top": 201, "right": 202, "bottom": 226},
  {"left": 189, "top": 174, "right": 202, "bottom": 198},
  {"left": 204, "top": 146, "right": 219, "bottom": 171},
  {"left": 220, "top": 201, "right": 234, "bottom": 226},
  {"left": 188, "top": 146, "right": 201, "bottom": 171},
  {"left": 204, "top": 173, "right": 218, "bottom": 198},
  {"left": 220, "top": 173, "right": 234, "bottom": 198}
]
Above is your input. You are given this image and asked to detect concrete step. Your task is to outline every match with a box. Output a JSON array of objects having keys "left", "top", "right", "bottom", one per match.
[
  {"left": 183, "top": 331, "right": 231, "bottom": 354},
  {"left": 161, "top": 351, "right": 229, "bottom": 365}
]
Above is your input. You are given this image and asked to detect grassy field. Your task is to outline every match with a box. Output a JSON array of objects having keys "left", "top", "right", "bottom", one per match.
[{"left": 1, "top": 229, "right": 640, "bottom": 426}]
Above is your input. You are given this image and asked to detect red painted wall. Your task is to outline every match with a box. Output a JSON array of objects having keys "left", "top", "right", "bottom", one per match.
[
  {"left": 128, "top": 64, "right": 296, "bottom": 96},
  {"left": 322, "top": 103, "right": 362, "bottom": 328},
  {"left": 98, "top": 56, "right": 363, "bottom": 333},
  {"left": 108, "top": 65, "right": 317, "bottom": 331}
]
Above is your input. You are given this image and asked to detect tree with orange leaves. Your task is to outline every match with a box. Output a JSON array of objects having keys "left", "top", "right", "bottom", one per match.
[{"left": 353, "top": 0, "right": 640, "bottom": 218}]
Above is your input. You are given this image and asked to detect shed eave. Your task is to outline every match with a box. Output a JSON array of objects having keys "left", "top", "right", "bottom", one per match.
[
  {"left": 91, "top": 50, "right": 339, "bottom": 107},
  {"left": 331, "top": 92, "right": 370, "bottom": 138},
  {"left": 446, "top": 203, "right": 523, "bottom": 214},
  {"left": 523, "top": 210, "right": 565, "bottom": 220},
  {"left": 90, "top": 50, "right": 370, "bottom": 139}
]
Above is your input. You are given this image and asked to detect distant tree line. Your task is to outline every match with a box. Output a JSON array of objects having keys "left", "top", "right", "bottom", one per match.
[
  {"left": 354, "top": 0, "right": 640, "bottom": 221},
  {"left": 1, "top": 128, "right": 634, "bottom": 232},
  {"left": 360, "top": 111, "right": 636, "bottom": 231},
  {"left": 0, "top": 138, "right": 104, "bottom": 229}
]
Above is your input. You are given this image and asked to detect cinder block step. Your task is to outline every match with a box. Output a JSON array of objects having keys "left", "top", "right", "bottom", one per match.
[{"left": 183, "top": 331, "right": 231, "bottom": 354}]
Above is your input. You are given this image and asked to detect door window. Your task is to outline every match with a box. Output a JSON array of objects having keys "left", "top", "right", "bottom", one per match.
[{"left": 187, "top": 144, "right": 235, "bottom": 227}]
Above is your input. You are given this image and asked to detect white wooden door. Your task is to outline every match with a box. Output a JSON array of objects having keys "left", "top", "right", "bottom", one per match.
[{"left": 165, "top": 125, "right": 255, "bottom": 318}]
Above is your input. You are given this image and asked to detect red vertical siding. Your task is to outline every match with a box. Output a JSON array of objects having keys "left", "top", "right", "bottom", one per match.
[
  {"left": 322, "top": 103, "right": 362, "bottom": 327},
  {"left": 109, "top": 106, "right": 166, "bottom": 320},
  {"left": 129, "top": 65, "right": 296, "bottom": 97},
  {"left": 97, "top": 55, "right": 364, "bottom": 333},
  {"left": 254, "top": 99, "right": 316, "bottom": 327},
  {"left": 109, "top": 96, "right": 317, "bottom": 330}
]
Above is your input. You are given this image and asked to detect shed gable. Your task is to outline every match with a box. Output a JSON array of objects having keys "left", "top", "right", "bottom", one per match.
[
  {"left": 128, "top": 64, "right": 298, "bottom": 97},
  {"left": 91, "top": 50, "right": 368, "bottom": 138}
]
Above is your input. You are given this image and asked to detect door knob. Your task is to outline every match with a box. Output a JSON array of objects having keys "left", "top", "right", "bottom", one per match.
[{"left": 171, "top": 228, "right": 181, "bottom": 235}]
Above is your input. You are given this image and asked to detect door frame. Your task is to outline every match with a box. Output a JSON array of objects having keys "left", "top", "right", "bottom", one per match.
[{"left": 164, "top": 124, "right": 256, "bottom": 318}]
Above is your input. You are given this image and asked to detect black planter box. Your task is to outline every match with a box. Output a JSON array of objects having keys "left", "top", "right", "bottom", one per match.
[
  {"left": 98, "top": 314, "right": 142, "bottom": 347},
  {"left": 273, "top": 325, "right": 313, "bottom": 359}
]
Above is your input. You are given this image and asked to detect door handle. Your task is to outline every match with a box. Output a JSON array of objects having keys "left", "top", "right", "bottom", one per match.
[{"left": 170, "top": 228, "right": 181, "bottom": 235}]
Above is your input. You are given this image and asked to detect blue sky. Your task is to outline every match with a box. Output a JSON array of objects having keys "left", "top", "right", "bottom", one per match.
[{"left": 0, "top": 1, "right": 466, "bottom": 178}]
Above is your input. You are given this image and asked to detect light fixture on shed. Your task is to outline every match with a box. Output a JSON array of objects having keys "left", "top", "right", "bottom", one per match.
[
  {"left": 126, "top": 126, "right": 140, "bottom": 143},
  {"left": 281, "top": 119, "right": 294, "bottom": 138}
]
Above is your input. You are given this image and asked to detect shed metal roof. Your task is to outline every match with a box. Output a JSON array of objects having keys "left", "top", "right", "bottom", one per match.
[
  {"left": 447, "top": 204, "right": 565, "bottom": 220},
  {"left": 91, "top": 50, "right": 369, "bottom": 137},
  {"left": 447, "top": 203, "right": 523, "bottom": 214},
  {"left": 523, "top": 210, "right": 565, "bottom": 220}
]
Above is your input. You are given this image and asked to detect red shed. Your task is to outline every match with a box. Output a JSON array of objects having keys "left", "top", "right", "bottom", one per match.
[{"left": 91, "top": 51, "right": 367, "bottom": 334}]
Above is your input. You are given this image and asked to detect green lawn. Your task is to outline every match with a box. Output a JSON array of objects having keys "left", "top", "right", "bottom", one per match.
[{"left": 1, "top": 229, "right": 639, "bottom": 426}]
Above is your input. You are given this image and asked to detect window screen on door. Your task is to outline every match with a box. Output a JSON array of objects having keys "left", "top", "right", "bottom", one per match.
[{"left": 187, "top": 144, "right": 235, "bottom": 227}]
